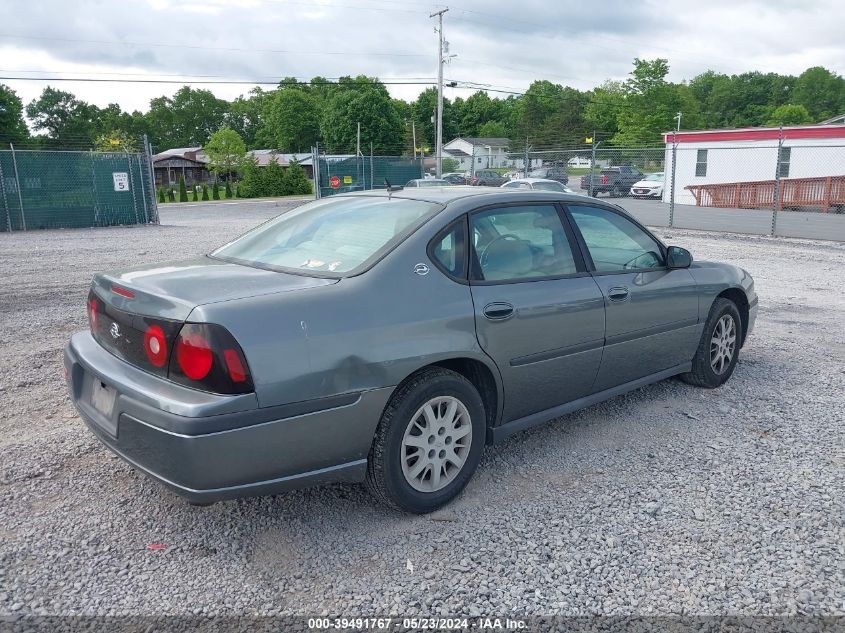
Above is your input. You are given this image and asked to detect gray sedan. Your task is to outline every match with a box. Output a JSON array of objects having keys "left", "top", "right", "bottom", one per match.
[{"left": 65, "top": 189, "right": 757, "bottom": 513}]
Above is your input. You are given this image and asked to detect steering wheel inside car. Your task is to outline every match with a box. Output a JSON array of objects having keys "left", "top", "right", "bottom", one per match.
[{"left": 479, "top": 234, "right": 522, "bottom": 267}]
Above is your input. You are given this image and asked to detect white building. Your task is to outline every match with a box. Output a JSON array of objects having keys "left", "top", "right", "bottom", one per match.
[
  {"left": 663, "top": 124, "right": 845, "bottom": 205},
  {"left": 443, "top": 137, "right": 518, "bottom": 171}
]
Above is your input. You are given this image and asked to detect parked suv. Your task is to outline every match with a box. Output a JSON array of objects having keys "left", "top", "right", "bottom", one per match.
[{"left": 470, "top": 170, "right": 507, "bottom": 186}]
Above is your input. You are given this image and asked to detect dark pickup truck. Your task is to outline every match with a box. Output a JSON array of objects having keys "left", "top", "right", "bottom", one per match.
[{"left": 580, "top": 166, "right": 643, "bottom": 197}]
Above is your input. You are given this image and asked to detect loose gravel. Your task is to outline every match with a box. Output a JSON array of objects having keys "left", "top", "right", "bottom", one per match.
[{"left": 1, "top": 200, "right": 843, "bottom": 618}]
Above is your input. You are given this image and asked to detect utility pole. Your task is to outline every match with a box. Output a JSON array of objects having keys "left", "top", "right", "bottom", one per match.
[
  {"left": 412, "top": 120, "right": 417, "bottom": 160},
  {"left": 430, "top": 7, "right": 448, "bottom": 178},
  {"left": 669, "top": 112, "right": 682, "bottom": 226}
]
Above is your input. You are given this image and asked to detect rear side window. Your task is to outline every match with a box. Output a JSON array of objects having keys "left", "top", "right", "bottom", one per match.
[
  {"left": 212, "top": 196, "right": 441, "bottom": 276},
  {"left": 568, "top": 205, "right": 664, "bottom": 272},
  {"left": 429, "top": 220, "right": 467, "bottom": 279}
]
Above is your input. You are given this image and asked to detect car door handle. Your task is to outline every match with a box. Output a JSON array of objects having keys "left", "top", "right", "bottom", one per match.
[
  {"left": 608, "top": 286, "right": 630, "bottom": 302},
  {"left": 483, "top": 302, "right": 514, "bottom": 320}
]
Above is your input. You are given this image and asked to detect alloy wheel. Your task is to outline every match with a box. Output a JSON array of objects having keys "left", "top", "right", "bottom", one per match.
[{"left": 710, "top": 314, "right": 736, "bottom": 375}]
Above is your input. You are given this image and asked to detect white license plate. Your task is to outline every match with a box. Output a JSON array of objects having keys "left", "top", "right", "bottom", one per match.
[{"left": 91, "top": 379, "right": 117, "bottom": 417}]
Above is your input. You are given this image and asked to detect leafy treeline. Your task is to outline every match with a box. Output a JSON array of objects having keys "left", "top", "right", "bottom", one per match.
[{"left": 1, "top": 60, "right": 843, "bottom": 152}]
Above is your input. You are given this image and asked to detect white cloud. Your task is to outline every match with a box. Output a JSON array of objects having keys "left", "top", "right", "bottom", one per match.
[{"left": 0, "top": 0, "right": 842, "bottom": 113}]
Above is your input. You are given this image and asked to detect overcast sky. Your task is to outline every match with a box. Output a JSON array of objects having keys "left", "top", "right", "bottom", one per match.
[{"left": 2, "top": 0, "right": 843, "bottom": 112}]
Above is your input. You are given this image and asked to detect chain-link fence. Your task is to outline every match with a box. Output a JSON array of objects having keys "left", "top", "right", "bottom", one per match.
[
  {"left": 314, "top": 151, "right": 423, "bottom": 198},
  {"left": 426, "top": 141, "right": 845, "bottom": 240},
  {"left": 0, "top": 143, "right": 158, "bottom": 232}
]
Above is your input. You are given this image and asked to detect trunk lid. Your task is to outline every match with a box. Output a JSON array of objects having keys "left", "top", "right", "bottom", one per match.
[{"left": 92, "top": 255, "right": 337, "bottom": 321}]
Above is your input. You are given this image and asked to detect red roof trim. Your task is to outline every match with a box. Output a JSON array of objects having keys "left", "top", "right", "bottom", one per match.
[{"left": 664, "top": 126, "right": 845, "bottom": 143}]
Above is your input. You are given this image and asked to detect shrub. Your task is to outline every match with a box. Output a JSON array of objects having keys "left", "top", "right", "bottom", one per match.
[
  {"left": 202, "top": 184, "right": 210, "bottom": 201},
  {"left": 225, "top": 181, "right": 233, "bottom": 199},
  {"left": 212, "top": 181, "right": 220, "bottom": 200},
  {"left": 178, "top": 176, "right": 188, "bottom": 202},
  {"left": 167, "top": 188, "right": 176, "bottom": 202},
  {"left": 157, "top": 187, "right": 166, "bottom": 203},
  {"left": 282, "top": 161, "right": 312, "bottom": 195}
]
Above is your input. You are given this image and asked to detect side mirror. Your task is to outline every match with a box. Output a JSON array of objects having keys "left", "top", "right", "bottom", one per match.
[{"left": 667, "top": 246, "right": 692, "bottom": 269}]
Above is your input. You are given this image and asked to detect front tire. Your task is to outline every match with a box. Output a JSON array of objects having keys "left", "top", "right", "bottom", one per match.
[
  {"left": 365, "top": 367, "right": 486, "bottom": 513},
  {"left": 681, "top": 298, "right": 742, "bottom": 388}
]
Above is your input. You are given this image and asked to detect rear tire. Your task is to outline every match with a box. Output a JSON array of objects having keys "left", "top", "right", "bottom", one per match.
[
  {"left": 681, "top": 298, "right": 742, "bottom": 388},
  {"left": 365, "top": 367, "right": 485, "bottom": 513}
]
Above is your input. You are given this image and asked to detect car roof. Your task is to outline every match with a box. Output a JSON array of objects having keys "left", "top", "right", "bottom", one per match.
[{"left": 334, "top": 186, "right": 598, "bottom": 207}]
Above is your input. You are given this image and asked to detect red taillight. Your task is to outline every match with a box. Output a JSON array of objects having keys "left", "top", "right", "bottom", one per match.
[
  {"left": 112, "top": 285, "right": 135, "bottom": 299},
  {"left": 143, "top": 324, "right": 168, "bottom": 368},
  {"left": 601, "top": 175, "right": 608, "bottom": 185},
  {"left": 88, "top": 296, "right": 98, "bottom": 331},
  {"left": 223, "top": 349, "right": 247, "bottom": 382},
  {"left": 175, "top": 330, "right": 213, "bottom": 380}
]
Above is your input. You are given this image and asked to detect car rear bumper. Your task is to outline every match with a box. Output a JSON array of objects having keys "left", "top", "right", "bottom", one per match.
[{"left": 65, "top": 331, "right": 392, "bottom": 503}]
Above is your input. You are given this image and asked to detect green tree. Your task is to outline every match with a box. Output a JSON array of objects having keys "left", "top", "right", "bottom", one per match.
[
  {"left": 94, "top": 130, "right": 138, "bottom": 152},
  {"left": 225, "top": 181, "right": 233, "bottom": 198},
  {"left": 478, "top": 120, "right": 508, "bottom": 138},
  {"left": 205, "top": 128, "right": 246, "bottom": 183},
  {"left": 585, "top": 80, "right": 624, "bottom": 140},
  {"left": 145, "top": 86, "right": 228, "bottom": 148},
  {"left": 612, "top": 58, "right": 702, "bottom": 146},
  {"left": 202, "top": 184, "right": 210, "bottom": 200},
  {"left": 0, "top": 84, "right": 29, "bottom": 144},
  {"left": 262, "top": 87, "right": 320, "bottom": 151},
  {"left": 26, "top": 87, "right": 99, "bottom": 147},
  {"left": 236, "top": 156, "right": 263, "bottom": 198},
  {"left": 212, "top": 181, "right": 220, "bottom": 200},
  {"left": 411, "top": 87, "right": 458, "bottom": 149},
  {"left": 766, "top": 104, "right": 813, "bottom": 126},
  {"left": 225, "top": 88, "right": 269, "bottom": 149},
  {"left": 321, "top": 76, "right": 403, "bottom": 153},
  {"left": 178, "top": 176, "right": 188, "bottom": 202},
  {"left": 282, "top": 161, "right": 312, "bottom": 195},
  {"left": 263, "top": 158, "right": 286, "bottom": 196},
  {"left": 791, "top": 67, "right": 845, "bottom": 121}
]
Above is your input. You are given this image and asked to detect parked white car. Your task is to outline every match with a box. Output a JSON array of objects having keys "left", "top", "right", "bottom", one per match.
[
  {"left": 501, "top": 178, "right": 576, "bottom": 193},
  {"left": 630, "top": 172, "right": 665, "bottom": 199}
]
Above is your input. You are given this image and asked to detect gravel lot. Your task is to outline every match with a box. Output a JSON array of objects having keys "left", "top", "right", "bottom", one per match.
[{"left": 1, "top": 200, "right": 843, "bottom": 619}]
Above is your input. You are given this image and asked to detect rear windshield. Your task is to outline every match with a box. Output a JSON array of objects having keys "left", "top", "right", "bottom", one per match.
[{"left": 211, "top": 196, "right": 441, "bottom": 276}]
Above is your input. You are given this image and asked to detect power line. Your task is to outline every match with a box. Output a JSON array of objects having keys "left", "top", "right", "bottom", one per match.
[{"left": 0, "top": 76, "right": 436, "bottom": 86}]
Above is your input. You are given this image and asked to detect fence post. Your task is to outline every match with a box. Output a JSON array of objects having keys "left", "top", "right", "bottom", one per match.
[
  {"left": 311, "top": 146, "right": 319, "bottom": 199},
  {"left": 0, "top": 154, "right": 10, "bottom": 232},
  {"left": 128, "top": 154, "right": 140, "bottom": 225},
  {"left": 669, "top": 133, "right": 678, "bottom": 227},
  {"left": 589, "top": 139, "right": 598, "bottom": 198},
  {"left": 90, "top": 150, "right": 100, "bottom": 226},
  {"left": 771, "top": 128, "right": 783, "bottom": 237},
  {"left": 314, "top": 142, "right": 322, "bottom": 199},
  {"left": 470, "top": 145, "right": 475, "bottom": 181},
  {"left": 370, "top": 143, "right": 374, "bottom": 190},
  {"left": 9, "top": 143, "right": 26, "bottom": 231},
  {"left": 523, "top": 139, "right": 530, "bottom": 178},
  {"left": 143, "top": 135, "right": 159, "bottom": 224}
]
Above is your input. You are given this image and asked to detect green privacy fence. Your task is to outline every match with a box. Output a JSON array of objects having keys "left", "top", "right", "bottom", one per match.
[
  {"left": 0, "top": 148, "right": 158, "bottom": 232},
  {"left": 316, "top": 155, "right": 422, "bottom": 198}
]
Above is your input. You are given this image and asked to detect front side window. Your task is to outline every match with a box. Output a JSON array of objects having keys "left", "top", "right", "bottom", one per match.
[
  {"left": 568, "top": 205, "right": 665, "bottom": 273},
  {"left": 212, "top": 196, "right": 441, "bottom": 276},
  {"left": 471, "top": 205, "right": 578, "bottom": 282},
  {"left": 695, "top": 149, "right": 708, "bottom": 177}
]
